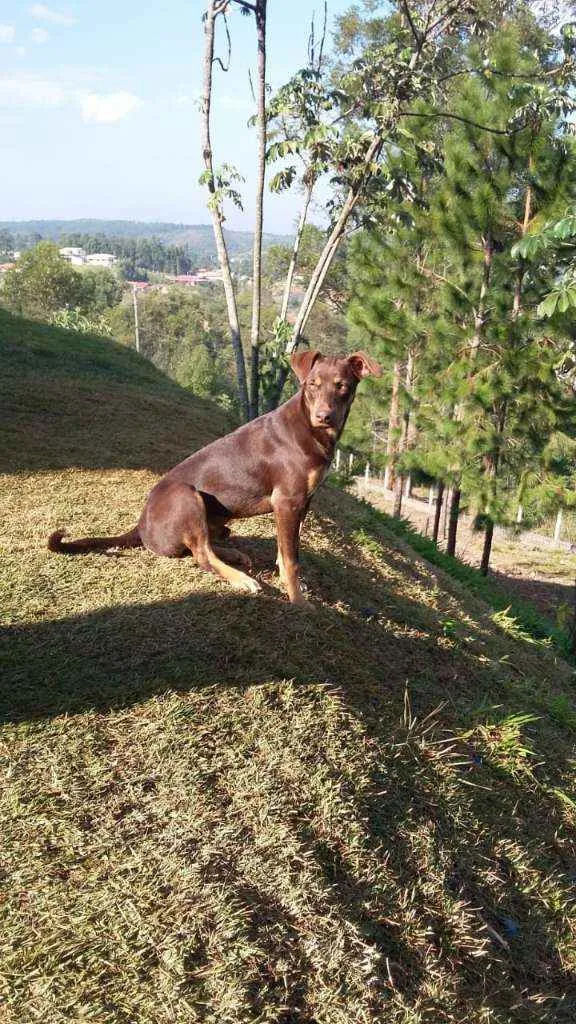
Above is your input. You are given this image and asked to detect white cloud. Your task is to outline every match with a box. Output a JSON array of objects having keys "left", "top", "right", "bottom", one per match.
[
  {"left": 0, "top": 75, "right": 141, "bottom": 124},
  {"left": 0, "top": 24, "right": 15, "bottom": 43},
  {"left": 15, "top": 46, "right": 27, "bottom": 58},
  {"left": 0, "top": 76, "right": 65, "bottom": 106},
  {"left": 29, "top": 4, "right": 76, "bottom": 26},
  {"left": 78, "top": 91, "right": 142, "bottom": 124},
  {"left": 32, "top": 27, "right": 49, "bottom": 43}
]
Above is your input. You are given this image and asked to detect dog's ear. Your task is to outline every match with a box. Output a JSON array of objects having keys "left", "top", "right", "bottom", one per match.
[
  {"left": 347, "top": 351, "right": 381, "bottom": 380},
  {"left": 290, "top": 349, "right": 323, "bottom": 383}
]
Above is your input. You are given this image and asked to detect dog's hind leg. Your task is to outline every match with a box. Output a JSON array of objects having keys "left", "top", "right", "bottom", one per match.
[
  {"left": 185, "top": 490, "right": 260, "bottom": 594},
  {"left": 212, "top": 545, "right": 252, "bottom": 570}
]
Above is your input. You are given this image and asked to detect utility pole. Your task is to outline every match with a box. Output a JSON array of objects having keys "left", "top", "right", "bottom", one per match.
[{"left": 132, "top": 283, "right": 140, "bottom": 354}]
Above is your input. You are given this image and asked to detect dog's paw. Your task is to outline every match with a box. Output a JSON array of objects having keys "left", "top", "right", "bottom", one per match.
[
  {"left": 289, "top": 594, "right": 314, "bottom": 611},
  {"left": 235, "top": 575, "right": 261, "bottom": 595}
]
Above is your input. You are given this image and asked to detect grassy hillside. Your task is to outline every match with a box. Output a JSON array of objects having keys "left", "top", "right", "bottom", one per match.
[{"left": 1, "top": 313, "right": 576, "bottom": 1023}]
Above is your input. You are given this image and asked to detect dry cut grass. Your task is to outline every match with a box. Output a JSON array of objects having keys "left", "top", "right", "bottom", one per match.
[{"left": 1, "top": 311, "right": 576, "bottom": 1023}]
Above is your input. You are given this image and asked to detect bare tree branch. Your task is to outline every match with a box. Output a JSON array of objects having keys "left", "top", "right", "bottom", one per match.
[
  {"left": 201, "top": 0, "right": 249, "bottom": 420},
  {"left": 212, "top": 8, "right": 232, "bottom": 71},
  {"left": 279, "top": 182, "right": 313, "bottom": 323},
  {"left": 399, "top": 109, "right": 527, "bottom": 136},
  {"left": 317, "top": 1, "right": 328, "bottom": 72},
  {"left": 249, "top": 0, "right": 267, "bottom": 418},
  {"left": 400, "top": 0, "right": 422, "bottom": 49}
]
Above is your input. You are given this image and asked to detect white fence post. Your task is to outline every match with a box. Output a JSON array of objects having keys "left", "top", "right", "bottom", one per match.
[
  {"left": 554, "top": 509, "right": 564, "bottom": 544},
  {"left": 348, "top": 452, "right": 354, "bottom": 475},
  {"left": 364, "top": 462, "right": 370, "bottom": 491},
  {"left": 335, "top": 449, "right": 341, "bottom": 471},
  {"left": 516, "top": 504, "right": 523, "bottom": 525},
  {"left": 428, "top": 485, "right": 435, "bottom": 508}
]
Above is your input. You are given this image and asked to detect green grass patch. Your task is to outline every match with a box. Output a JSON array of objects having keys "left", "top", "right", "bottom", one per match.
[
  {"left": 349, "top": 500, "right": 573, "bottom": 660},
  {"left": 2, "top": 319, "right": 576, "bottom": 1022}
]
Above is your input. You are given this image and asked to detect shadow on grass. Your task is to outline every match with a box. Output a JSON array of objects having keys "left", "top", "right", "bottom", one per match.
[
  {"left": 2, "top": 570, "right": 576, "bottom": 1017},
  {"left": 492, "top": 570, "right": 574, "bottom": 623},
  {"left": 2, "top": 585, "right": 466, "bottom": 723}
]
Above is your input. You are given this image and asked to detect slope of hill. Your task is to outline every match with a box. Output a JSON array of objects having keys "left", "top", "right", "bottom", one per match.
[
  {"left": 1, "top": 311, "right": 575, "bottom": 1023},
  {"left": 0, "top": 219, "right": 291, "bottom": 259}
]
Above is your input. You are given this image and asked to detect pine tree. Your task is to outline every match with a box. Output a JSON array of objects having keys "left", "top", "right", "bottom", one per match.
[
  {"left": 347, "top": 121, "right": 449, "bottom": 517},
  {"left": 422, "top": 24, "right": 575, "bottom": 569}
]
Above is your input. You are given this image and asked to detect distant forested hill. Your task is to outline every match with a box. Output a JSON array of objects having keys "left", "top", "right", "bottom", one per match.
[{"left": 0, "top": 219, "right": 290, "bottom": 261}]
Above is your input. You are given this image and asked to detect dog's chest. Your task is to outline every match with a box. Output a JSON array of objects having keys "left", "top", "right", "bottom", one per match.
[{"left": 306, "top": 464, "right": 328, "bottom": 498}]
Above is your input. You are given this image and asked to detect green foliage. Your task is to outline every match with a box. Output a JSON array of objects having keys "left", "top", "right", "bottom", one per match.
[
  {"left": 264, "top": 224, "right": 349, "bottom": 310},
  {"left": 1, "top": 242, "right": 83, "bottom": 319},
  {"left": 513, "top": 211, "right": 576, "bottom": 317},
  {"left": 1, "top": 245, "right": 124, "bottom": 331},
  {"left": 174, "top": 342, "right": 232, "bottom": 409},
  {"left": 198, "top": 164, "right": 245, "bottom": 222},
  {"left": 345, "top": 17, "right": 576, "bottom": 566},
  {"left": 109, "top": 286, "right": 239, "bottom": 414},
  {"left": 50, "top": 308, "right": 114, "bottom": 336},
  {"left": 79, "top": 267, "right": 124, "bottom": 314},
  {"left": 350, "top": 499, "right": 572, "bottom": 659},
  {"left": 0, "top": 228, "right": 15, "bottom": 258}
]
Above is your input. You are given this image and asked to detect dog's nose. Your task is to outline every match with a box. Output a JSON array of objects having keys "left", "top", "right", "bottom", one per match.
[{"left": 316, "top": 409, "right": 333, "bottom": 425}]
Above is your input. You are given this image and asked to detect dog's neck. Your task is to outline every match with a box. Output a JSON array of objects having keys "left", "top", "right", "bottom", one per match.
[{"left": 275, "top": 391, "right": 343, "bottom": 462}]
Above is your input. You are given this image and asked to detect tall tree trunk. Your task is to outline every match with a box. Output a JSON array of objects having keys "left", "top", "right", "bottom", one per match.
[
  {"left": 392, "top": 351, "right": 414, "bottom": 518},
  {"left": 201, "top": 1, "right": 249, "bottom": 420},
  {"left": 266, "top": 27, "right": 438, "bottom": 409},
  {"left": 263, "top": 181, "right": 314, "bottom": 414},
  {"left": 403, "top": 396, "right": 418, "bottom": 499},
  {"left": 292, "top": 133, "right": 384, "bottom": 343},
  {"left": 446, "top": 487, "right": 460, "bottom": 557},
  {"left": 480, "top": 401, "right": 507, "bottom": 576},
  {"left": 294, "top": 51, "right": 421, "bottom": 343},
  {"left": 481, "top": 177, "right": 531, "bottom": 573},
  {"left": 480, "top": 521, "right": 494, "bottom": 576},
  {"left": 267, "top": 132, "right": 386, "bottom": 408},
  {"left": 450, "top": 235, "right": 494, "bottom": 551},
  {"left": 279, "top": 181, "right": 313, "bottom": 324},
  {"left": 469, "top": 237, "right": 493, "bottom": 359},
  {"left": 384, "top": 360, "right": 401, "bottom": 491},
  {"left": 249, "top": 0, "right": 267, "bottom": 420},
  {"left": 392, "top": 472, "right": 404, "bottom": 518},
  {"left": 432, "top": 481, "right": 445, "bottom": 544}
]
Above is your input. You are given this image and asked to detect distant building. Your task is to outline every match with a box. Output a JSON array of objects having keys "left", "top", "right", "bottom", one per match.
[
  {"left": 166, "top": 270, "right": 224, "bottom": 288},
  {"left": 86, "top": 253, "right": 117, "bottom": 268},
  {"left": 173, "top": 274, "right": 200, "bottom": 286},
  {"left": 195, "top": 267, "right": 223, "bottom": 283},
  {"left": 59, "top": 247, "right": 86, "bottom": 266}
]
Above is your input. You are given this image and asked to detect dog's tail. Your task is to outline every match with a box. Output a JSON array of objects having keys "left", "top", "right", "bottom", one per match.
[{"left": 48, "top": 526, "right": 142, "bottom": 555}]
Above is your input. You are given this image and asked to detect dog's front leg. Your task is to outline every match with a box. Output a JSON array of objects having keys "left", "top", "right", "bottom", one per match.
[{"left": 272, "top": 497, "right": 306, "bottom": 605}]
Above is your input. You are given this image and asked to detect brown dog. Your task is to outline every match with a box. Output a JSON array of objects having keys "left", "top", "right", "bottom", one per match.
[{"left": 49, "top": 349, "right": 380, "bottom": 603}]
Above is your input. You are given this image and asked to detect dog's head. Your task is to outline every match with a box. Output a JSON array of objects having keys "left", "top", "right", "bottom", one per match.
[{"left": 291, "top": 349, "right": 381, "bottom": 436}]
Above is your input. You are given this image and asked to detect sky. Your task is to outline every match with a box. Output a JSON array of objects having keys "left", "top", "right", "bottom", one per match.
[{"left": 0, "top": 1, "right": 354, "bottom": 234}]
